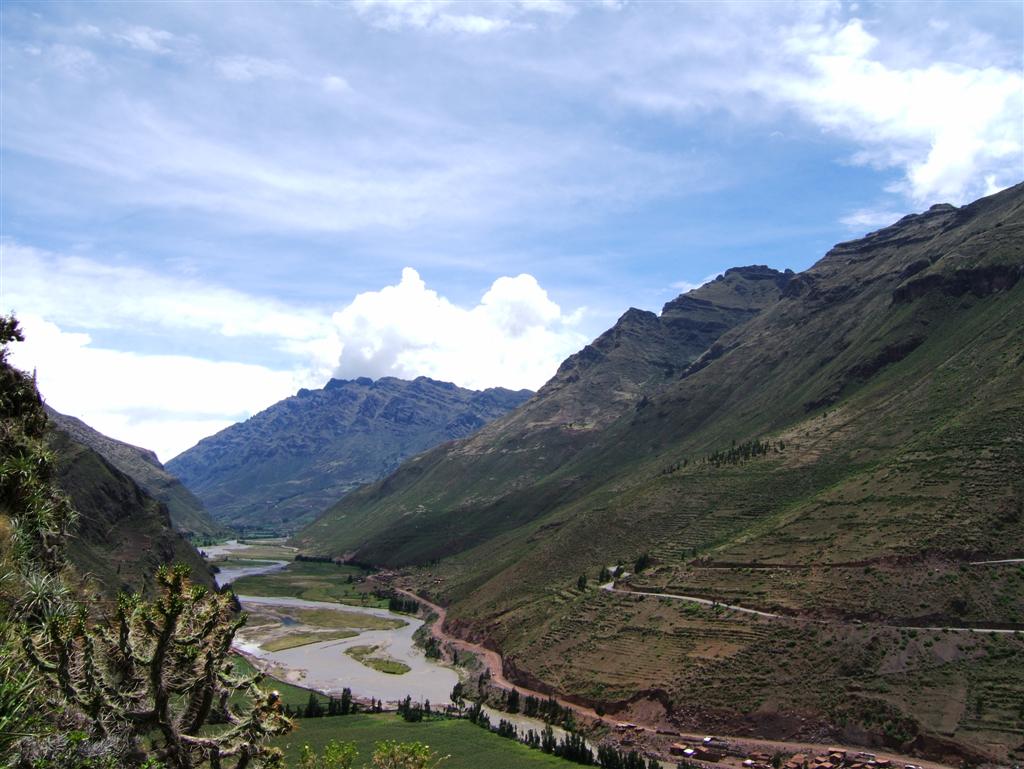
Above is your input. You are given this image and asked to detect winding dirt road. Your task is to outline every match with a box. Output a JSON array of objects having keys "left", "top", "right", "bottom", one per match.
[{"left": 604, "top": 583, "right": 1023, "bottom": 634}]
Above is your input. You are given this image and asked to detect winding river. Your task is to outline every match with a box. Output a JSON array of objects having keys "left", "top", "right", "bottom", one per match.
[{"left": 203, "top": 542, "right": 583, "bottom": 744}]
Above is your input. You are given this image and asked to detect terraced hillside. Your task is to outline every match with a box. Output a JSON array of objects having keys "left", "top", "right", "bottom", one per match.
[{"left": 297, "top": 184, "right": 1024, "bottom": 763}]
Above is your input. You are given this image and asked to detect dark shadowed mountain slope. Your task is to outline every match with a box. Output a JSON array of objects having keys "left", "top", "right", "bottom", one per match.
[
  {"left": 167, "top": 377, "right": 533, "bottom": 533},
  {"left": 48, "top": 427, "right": 215, "bottom": 596},
  {"left": 295, "top": 185, "right": 1024, "bottom": 762},
  {"left": 45, "top": 407, "right": 224, "bottom": 538},
  {"left": 296, "top": 265, "right": 791, "bottom": 561}
]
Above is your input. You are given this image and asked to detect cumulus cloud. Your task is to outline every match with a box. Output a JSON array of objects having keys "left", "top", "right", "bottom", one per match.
[
  {"left": 768, "top": 18, "right": 1023, "bottom": 205},
  {"left": 615, "top": 10, "right": 1021, "bottom": 207},
  {"left": 9, "top": 316, "right": 306, "bottom": 461},
  {"left": 331, "top": 268, "right": 587, "bottom": 391}
]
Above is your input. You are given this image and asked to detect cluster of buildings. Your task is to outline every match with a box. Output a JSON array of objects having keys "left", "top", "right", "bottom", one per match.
[
  {"left": 783, "top": 749, "right": 920, "bottom": 769},
  {"left": 665, "top": 739, "right": 926, "bottom": 769}
]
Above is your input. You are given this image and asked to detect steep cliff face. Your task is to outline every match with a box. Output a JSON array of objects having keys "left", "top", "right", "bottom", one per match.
[
  {"left": 167, "top": 377, "right": 532, "bottom": 533},
  {"left": 45, "top": 408, "right": 224, "bottom": 538},
  {"left": 48, "top": 428, "right": 214, "bottom": 596},
  {"left": 296, "top": 265, "right": 790, "bottom": 563}
]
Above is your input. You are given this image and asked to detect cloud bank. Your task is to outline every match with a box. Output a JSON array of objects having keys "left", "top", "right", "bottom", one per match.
[{"left": 6, "top": 242, "right": 585, "bottom": 459}]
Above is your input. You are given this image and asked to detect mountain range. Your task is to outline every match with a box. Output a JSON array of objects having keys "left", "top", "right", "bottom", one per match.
[
  {"left": 167, "top": 376, "right": 532, "bottom": 533},
  {"left": 293, "top": 184, "right": 1024, "bottom": 763}
]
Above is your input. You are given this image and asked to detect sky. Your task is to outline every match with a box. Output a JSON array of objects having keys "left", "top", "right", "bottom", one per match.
[{"left": 1, "top": 0, "right": 1021, "bottom": 461}]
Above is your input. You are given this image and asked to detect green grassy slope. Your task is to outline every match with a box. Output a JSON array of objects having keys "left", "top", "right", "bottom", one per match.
[
  {"left": 296, "top": 266, "right": 791, "bottom": 563},
  {"left": 49, "top": 428, "right": 215, "bottom": 596},
  {"left": 46, "top": 407, "right": 225, "bottom": 538},
  {"left": 272, "top": 713, "right": 591, "bottom": 769}
]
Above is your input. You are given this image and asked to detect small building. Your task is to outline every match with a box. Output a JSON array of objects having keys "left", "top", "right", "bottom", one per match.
[{"left": 695, "top": 747, "right": 724, "bottom": 762}]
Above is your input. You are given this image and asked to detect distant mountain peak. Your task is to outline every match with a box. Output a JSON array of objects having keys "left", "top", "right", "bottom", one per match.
[{"left": 167, "top": 375, "right": 532, "bottom": 533}]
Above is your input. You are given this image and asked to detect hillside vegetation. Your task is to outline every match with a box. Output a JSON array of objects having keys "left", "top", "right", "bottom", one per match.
[
  {"left": 296, "top": 184, "right": 1024, "bottom": 763},
  {"left": 46, "top": 406, "right": 225, "bottom": 538}
]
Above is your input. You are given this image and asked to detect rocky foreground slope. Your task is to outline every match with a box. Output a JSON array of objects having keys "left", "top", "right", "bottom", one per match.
[
  {"left": 168, "top": 377, "right": 532, "bottom": 533},
  {"left": 296, "top": 184, "right": 1024, "bottom": 763}
]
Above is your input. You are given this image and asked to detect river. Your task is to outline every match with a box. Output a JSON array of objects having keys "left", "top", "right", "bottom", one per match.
[{"left": 204, "top": 543, "right": 586, "bottom": 745}]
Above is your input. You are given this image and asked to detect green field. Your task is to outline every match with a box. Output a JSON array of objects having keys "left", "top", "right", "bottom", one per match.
[
  {"left": 232, "top": 560, "right": 388, "bottom": 607},
  {"left": 272, "top": 713, "right": 585, "bottom": 769},
  {"left": 345, "top": 645, "right": 412, "bottom": 675},
  {"left": 261, "top": 629, "right": 358, "bottom": 652}
]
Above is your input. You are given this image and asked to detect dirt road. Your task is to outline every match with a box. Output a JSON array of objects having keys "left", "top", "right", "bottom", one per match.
[
  {"left": 394, "top": 587, "right": 965, "bottom": 769},
  {"left": 604, "top": 583, "right": 1022, "bottom": 634}
]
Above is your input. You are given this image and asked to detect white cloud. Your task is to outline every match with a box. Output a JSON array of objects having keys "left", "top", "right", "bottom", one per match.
[
  {"left": 45, "top": 44, "right": 100, "bottom": 77},
  {"left": 9, "top": 315, "right": 305, "bottom": 462},
  {"left": 517, "top": 0, "right": 576, "bottom": 17},
  {"left": 4, "top": 241, "right": 585, "bottom": 457},
  {"left": 4, "top": 241, "right": 335, "bottom": 361},
  {"left": 349, "top": 0, "right": 566, "bottom": 34},
  {"left": 114, "top": 25, "right": 176, "bottom": 54},
  {"left": 331, "top": 268, "right": 587, "bottom": 391},
  {"left": 593, "top": 8, "right": 1021, "bottom": 208},
  {"left": 435, "top": 14, "right": 511, "bottom": 34},
  {"left": 768, "top": 19, "right": 1023, "bottom": 205},
  {"left": 322, "top": 74, "right": 352, "bottom": 93},
  {"left": 216, "top": 55, "right": 296, "bottom": 82},
  {"left": 670, "top": 272, "right": 721, "bottom": 293},
  {"left": 839, "top": 207, "right": 906, "bottom": 232}
]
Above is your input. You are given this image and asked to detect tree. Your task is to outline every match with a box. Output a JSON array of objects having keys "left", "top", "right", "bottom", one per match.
[
  {"left": 339, "top": 687, "right": 353, "bottom": 715},
  {"left": 540, "top": 725, "right": 556, "bottom": 754},
  {"left": 577, "top": 574, "right": 588, "bottom": 591},
  {"left": 506, "top": 688, "right": 520, "bottom": 714},
  {"left": 21, "top": 564, "right": 292, "bottom": 768},
  {"left": 371, "top": 740, "right": 446, "bottom": 769},
  {"left": 305, "top": 692, "right": 324, "bottom": 718},
  {"left": 450, "top": 682, "right": 464, "bottom": 710},
  {"left": 299, "top": 740, "right": 358, "bottom": 769}
]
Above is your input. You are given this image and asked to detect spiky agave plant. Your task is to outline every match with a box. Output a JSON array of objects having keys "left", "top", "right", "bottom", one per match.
[{"left": 22, "top": 564, "right": 292, "bottom": 768}]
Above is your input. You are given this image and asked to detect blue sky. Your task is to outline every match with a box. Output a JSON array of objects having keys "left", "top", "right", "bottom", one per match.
[{"left": 2, "top": 0, "right": 1022, "bottom": 460}]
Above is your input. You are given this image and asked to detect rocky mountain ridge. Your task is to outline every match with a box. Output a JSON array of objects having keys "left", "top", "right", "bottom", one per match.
[{"left": 168, "top": 376, "right": 533, "bottom": 532}]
